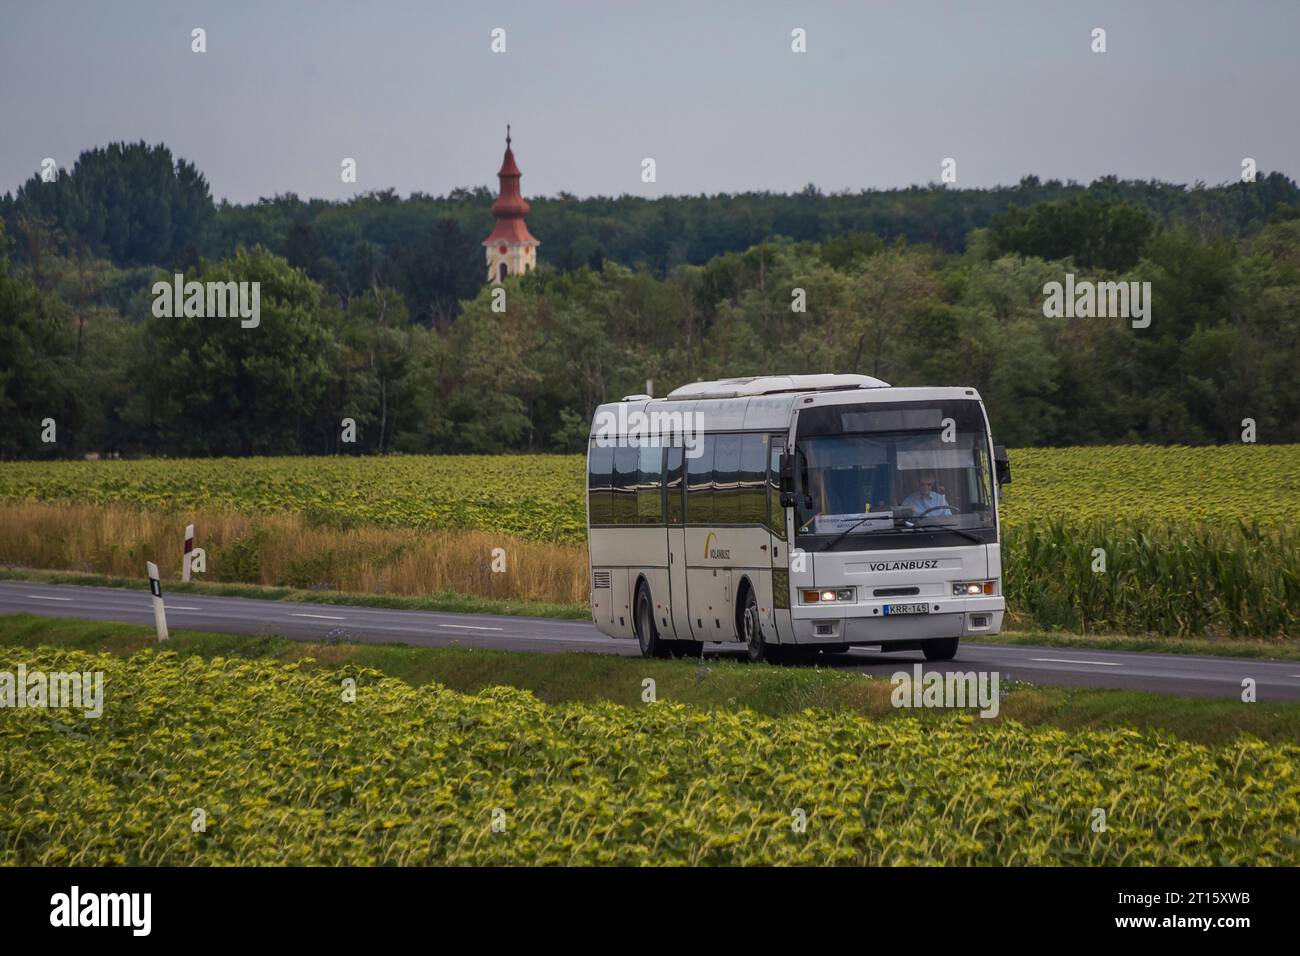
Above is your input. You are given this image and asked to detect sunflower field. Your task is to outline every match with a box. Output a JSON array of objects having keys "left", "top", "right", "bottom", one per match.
[
  {"left": 1, "top": 647, "right": 1296, "bottom": 865},
  {"left": 2, "top": 446, "right": 1297, "bottom": 539}
]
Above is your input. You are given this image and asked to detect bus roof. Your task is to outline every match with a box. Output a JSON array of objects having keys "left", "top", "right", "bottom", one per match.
[
  {"left": 590, "top": 383, "right": 986, "bottom": 437},
  {"left": 663, "top": 374, "right": 889, "bottom": 401}
]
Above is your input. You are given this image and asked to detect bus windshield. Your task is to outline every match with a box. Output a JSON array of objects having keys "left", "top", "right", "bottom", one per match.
[{"left": 793, "top": 400, "right": 994, "bottom": 539}]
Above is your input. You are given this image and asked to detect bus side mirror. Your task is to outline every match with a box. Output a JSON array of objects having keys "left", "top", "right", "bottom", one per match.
[
  {"left": 994, "top": 445, "right": 1011, "bottom": 485},
  {"left": 778, "top": 451, "right": 796, "bottom": 508}
]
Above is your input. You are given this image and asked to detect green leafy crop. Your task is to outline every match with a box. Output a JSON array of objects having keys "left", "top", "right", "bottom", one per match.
[{"left": 2, "top": 647, "right": 1296, "bottom": 865}]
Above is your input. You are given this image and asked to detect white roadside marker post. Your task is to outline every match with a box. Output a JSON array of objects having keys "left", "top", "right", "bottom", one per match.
[
  {"left": 182, "top": 523, "right": 195, "bottom": 583},
  {"left": 148, "top": 561, "right": 169, "bottom": 641}
]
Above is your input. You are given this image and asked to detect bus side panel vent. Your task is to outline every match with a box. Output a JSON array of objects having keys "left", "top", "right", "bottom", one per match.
[{"left": 592, "top": 570, "right": 612, "bottom": 589}]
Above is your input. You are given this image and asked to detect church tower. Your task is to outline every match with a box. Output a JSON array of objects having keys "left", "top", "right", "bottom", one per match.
[{"left": 483, "top": 126, "right": 538, "bottom": 284}]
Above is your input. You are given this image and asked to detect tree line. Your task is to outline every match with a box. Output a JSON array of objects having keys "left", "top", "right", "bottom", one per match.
[
  {"left": 4, "top": 141, "right": 1297, "bottom": 325},
  {"left": 2, "top": 141, "right": 1299, "bottom": 458}
]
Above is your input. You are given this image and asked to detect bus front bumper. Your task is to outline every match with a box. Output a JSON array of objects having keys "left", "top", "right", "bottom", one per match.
[{"left": 788, "top": 596, "right": 1004, "bottom": 646}]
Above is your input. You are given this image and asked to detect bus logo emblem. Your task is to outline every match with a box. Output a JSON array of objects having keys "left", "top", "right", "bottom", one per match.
[{"left": 703, "top": 532, "right": 731, "bottom": 560}]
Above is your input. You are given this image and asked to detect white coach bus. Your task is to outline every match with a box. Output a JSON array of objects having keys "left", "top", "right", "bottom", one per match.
[{"left": 585, "top": 374, "right": 1011, "bottom": 663}]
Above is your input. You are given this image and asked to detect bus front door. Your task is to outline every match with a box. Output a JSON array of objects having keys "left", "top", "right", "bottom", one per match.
[
  {"left": 769, "top": 438, "right": 796, "bottom": 645},
  {"left": 665, "top": 447, "right": 695, "bottom": 642}
]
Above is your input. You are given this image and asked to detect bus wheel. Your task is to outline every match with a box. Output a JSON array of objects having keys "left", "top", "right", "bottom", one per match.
[
  {"left": 635, "top": 585, "right": 671, "bottom": 659},
  {"left": 922, "top": 637, "right": 959, "bottom": 661},
  {"left": 741, "top": 590, "right": 773, "bottom": 663}
]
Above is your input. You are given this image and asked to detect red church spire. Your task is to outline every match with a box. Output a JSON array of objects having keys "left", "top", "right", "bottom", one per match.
[{"left": 485, "top": 124, "right": 538, "bottom": 245}]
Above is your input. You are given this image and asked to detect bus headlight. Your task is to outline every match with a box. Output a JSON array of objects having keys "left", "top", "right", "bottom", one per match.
[
  {"left": 953, "top": 581, "right": 996, "bottom": 596},
  {"left": 801, "top": 588, "right": 857, "bottom": 604}
]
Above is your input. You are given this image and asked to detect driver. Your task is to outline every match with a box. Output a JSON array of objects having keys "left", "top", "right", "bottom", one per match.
[{"left": 901, "top": 473, "right": 951, "bottom": 516}]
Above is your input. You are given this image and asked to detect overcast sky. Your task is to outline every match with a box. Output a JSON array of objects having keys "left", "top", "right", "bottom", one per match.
[{"left": 2, "top": 0, "right": 1297, "bottom": 204}]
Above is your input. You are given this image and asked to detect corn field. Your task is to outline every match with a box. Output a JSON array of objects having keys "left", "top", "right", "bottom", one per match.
[{"left": 1003, "top": 519, "right": 1300, "bottom": 638}]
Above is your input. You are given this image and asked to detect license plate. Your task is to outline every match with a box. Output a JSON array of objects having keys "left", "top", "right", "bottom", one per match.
[{"left": 884, "top": 603, "right": 930, "bottom": 615}]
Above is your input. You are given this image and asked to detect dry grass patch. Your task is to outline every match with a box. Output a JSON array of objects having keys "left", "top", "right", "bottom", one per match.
[{"left": 0, "top": 502, "right": 589, "bottom": 605}]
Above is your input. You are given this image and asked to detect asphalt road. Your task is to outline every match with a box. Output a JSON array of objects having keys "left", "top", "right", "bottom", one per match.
[{"left": 2, "top": 580, "right": 1298, "bottom": 701}]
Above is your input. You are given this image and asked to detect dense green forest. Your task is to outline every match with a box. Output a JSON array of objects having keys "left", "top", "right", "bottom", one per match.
[{"left": 2, "top": 141, "right": 1299, "bottom": 458}]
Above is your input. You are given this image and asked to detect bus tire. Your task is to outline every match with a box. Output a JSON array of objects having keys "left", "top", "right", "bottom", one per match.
[
  {"left": 922, "top": 637, "right": 959, "bottom": 661},
  {"left": 635, "top": 583, "right": 671, "bottom": 659},
  {"left": 741, "top": 588, "right": 776, "bottom": 663}
]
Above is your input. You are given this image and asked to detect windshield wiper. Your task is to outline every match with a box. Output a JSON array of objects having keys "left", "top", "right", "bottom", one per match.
[
  {"left": 905, "top": 522, "right": 986, "bottom": 544},
  {"left": 818, "top": 520, "right": 986, "bottom": 550}
]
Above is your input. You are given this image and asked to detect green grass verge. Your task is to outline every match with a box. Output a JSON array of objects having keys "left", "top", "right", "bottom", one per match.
[
  {"left": 977, "top": 629, "right": 1300, "bottom": 661},
  {"left": 0, "top": 567, "right": 588, "bottom": 619},
  {"left": 3, "top": 613, "right": 1297, "bottom": 747}
]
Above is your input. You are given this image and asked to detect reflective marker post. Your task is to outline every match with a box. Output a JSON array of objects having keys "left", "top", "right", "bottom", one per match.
[
  {"left": 182, "top": 523, "right": 195, "bottom": 583},
  {"left": 148, "top": 561, "right": 169, "bottom": 641}
]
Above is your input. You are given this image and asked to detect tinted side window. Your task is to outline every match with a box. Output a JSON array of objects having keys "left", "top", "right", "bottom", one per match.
[
  {"left": 768, "top": 439, "right": 786, "bottom": 537},
  {"left": 737, "top": 434, "right": 768, "bottom": 524},
  {"left": 712, "top": 434, "right": 742, "bottom": 524},
  {"left": 612, "top": 444, "right": 638, "bottom": 525},
  {"left": 636, "top": 444, "right": 664, "bottom": 524},
  {"left": 685, "top": 435, "right": 715, "bottom": 524},
  {"left": 665, "top": 446, "right": 684, "bottom": 525},
  {"left": 588, "top": 440, "right": 614, "bottom": 525}
]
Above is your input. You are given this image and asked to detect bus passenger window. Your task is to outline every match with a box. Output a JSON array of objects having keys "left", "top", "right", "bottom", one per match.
[
  {"left": 612, "top": 444, "right": 638, "bottom": 525},
  {"left": 665, "top": 446, "right": 684, "bottom": 525},
  {"left": 737, "top": 434, "right": 767, "bottom": 524},
  {"left": 636, "top": 444, "right": 664, "bottom": 524},
  {"left": 588, "top": 440, "right": 614, "bottom": 525},
  {"left": 712, "top": 434, "right": 741, "bottom": 524},
  {"left": 685, "top": 435, "right": 715, "bottom": 524}
]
